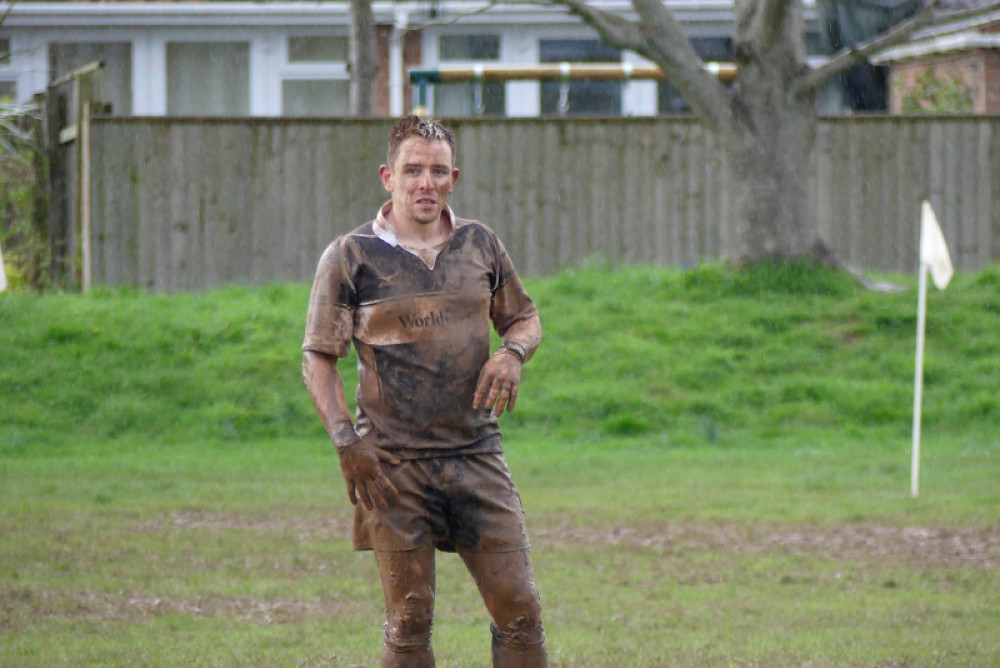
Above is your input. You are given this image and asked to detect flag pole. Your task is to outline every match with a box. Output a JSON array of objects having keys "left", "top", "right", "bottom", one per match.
[
  {"left": 0, "top": 243, "right": 7, "bottom": 293},
  {"left": 911, "top": 262, "right": 928, "bottom": 498}
]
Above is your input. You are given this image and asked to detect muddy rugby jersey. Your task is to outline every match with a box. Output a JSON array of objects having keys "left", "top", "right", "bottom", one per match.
[{"left": 303, "top": 204, "right": 538, "bottom": 457}]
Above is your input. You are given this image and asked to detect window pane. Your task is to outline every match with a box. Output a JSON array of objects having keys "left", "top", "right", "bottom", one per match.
[
  {"left": 658, "top": 82, "right": 691, "bottom": 115},
  {"left": 289, "top": 36, "right": 348, "bottom": 63},
  {"left": 49, "top": 42, "right": 133, "bottom": 115},
  {"left": 540, "top": 39, "right": 619, "bottom": 64},
  {"left": 540, "top": 39, "right": 621, "bottom": 116},
  {"left": 435, "top": 82, "right": 504, "bottom": 116},
  {"left": 0, "top": 38, "right": 10, "bottom": 65},
  {"left": 167, "top": 42, "right": 249, "bottom": 116},
  {"left": 691, "top": 37, "right": 733, "bottom": 62},
  {"left": 0, "top": 80, "right": 16, "bottom": 101},
  {"left": 282, "top": 79, "right": 349, "bottom": 116},
  {"left": 439, "top": 35, "right": 500, "bottom": 61}
]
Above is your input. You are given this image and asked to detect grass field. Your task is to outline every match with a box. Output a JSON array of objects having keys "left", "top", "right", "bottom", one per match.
[{"left": 2, "top": 262, "right": 998, "bottom": 666}]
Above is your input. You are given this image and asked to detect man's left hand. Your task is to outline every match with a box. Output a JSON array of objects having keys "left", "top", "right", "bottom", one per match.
[{"left": 473, "top": 351, "right": 522, "bottom": 417}]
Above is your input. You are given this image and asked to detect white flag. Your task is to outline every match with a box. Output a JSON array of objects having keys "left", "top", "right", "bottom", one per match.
[
  {"left": 920, "top": 201, "right": 953, "bottom": 290},
  {"left": 0, "top": 243, "right": 7, "bottom": 292}
]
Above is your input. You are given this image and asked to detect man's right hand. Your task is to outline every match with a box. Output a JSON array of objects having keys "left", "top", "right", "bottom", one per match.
[{"left": 337, "top": 435, "right": 401, "bottom": 511}]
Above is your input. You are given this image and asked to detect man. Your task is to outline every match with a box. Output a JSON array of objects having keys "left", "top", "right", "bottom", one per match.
[{"left": 302, "top": 116, "right": 547, "bottom": 667}]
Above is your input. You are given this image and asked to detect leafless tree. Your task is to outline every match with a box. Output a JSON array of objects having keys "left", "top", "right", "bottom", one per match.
[
  {"left": 545, "top": 0, "right": 997, "bottom": 268},
  {"left": 348, "top": 0, "right": 378, "bottom": 116}
]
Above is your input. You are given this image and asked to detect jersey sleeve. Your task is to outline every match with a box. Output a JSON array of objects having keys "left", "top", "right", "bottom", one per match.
[
  {"left": 302, "top": 237, "right": 357, "bottom": 358},
  {"left": 488, "top": 234, "right": 539, "bottom": 336}
]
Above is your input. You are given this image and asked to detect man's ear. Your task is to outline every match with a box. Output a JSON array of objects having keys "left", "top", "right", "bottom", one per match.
[
  {"left": 451, "top": 168, "right": 460, "bottom": 189},
  {"left": 378, "top": 165, "right": 392, "bottom": 192}
]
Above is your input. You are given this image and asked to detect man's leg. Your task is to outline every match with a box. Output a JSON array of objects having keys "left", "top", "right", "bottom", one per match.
[
  {"left": 375, "top": 546, "right": 437, "bottom": 668},
  {"left": 460, "top": 548, "right": 548, "bottom": 667}
]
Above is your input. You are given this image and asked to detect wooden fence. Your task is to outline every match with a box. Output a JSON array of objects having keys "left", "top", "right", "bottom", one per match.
[{"left": 87, "top": 116, "right": 1000, "bottom": 291}]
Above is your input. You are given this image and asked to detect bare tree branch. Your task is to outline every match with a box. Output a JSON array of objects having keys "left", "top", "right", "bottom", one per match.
[
  {"left": 793, "top": 0, "right": 942, "bottom": 96},
  {"left": 408, "top": 1, "right": 502, "bottom": 31},
  {"left": 629, "top": 0, "right": 735, "bottom": 135},
  {"left": 547, "top": 0, "right": 646, "bottom": 53},
  {"left": 1, "top": 1, "right": 17, "bottom": 27}
]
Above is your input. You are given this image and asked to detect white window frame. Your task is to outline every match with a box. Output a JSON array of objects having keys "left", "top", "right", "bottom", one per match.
[
  {"left": 278, "top": 30, "right": 350, "bottom": 117},
  {"left": 431, "top": 32, "right": 505, "bottom": 117}
]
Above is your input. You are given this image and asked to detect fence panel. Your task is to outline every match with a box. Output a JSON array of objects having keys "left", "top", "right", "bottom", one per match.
[{"left": 88, "top": 116, "right": 1000, "bottom": 291}]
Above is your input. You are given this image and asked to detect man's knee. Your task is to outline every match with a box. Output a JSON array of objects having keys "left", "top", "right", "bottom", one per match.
[
  {"left": 491, "top": 606, "right": 544, "bottom": 647},
  {"left": 384, "top": 592, "right": 435, "bottom": 651},
  {"left": 490, "top": 584, "right": 544, "bottom": 649}
]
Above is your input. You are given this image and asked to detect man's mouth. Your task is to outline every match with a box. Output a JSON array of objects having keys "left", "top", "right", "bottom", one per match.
[{"left": 416, "top": 198, "right": 437, "bottom": 206}]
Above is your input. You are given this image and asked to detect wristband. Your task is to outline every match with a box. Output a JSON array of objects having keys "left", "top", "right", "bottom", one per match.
[
  {"left": 332, "top": 424, "right": 360, "bottom": 454},
  {"left": 497, "top": 341, "right": 526, "bottom": 363}
]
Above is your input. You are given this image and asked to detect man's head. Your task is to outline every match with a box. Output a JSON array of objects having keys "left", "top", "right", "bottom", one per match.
[
  {"left": 380, "top": 116, "right": 460, "bottom": 230},
  {"left": 386, "top": 115, "right": 456, "bottom": 167}
]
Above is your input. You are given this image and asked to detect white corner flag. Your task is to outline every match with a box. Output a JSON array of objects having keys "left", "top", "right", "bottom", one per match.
[
  {"left": 920, "top": 201, "right": 953, "bottom": 290},
  {"left": 0, "top": 243, "right": 7, "bottom": 293},
  {"left": 912, "top": 200, "right": 953, "bottom": 497}
]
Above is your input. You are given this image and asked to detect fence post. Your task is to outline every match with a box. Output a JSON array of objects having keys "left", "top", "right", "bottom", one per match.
[
  {"left": 76, "top": 72, "right": 93, "bottom": 293},
  {"left": 42, "top": 60, "right": 103, "bottom": 291},
  {"left": 27, "top": 92, "right": 49, "bottom": 288}
]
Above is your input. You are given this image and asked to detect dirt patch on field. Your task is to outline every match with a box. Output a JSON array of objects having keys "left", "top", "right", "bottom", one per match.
[
  {"left": 134, "top": 510, "right": 351, "bottom": 541},
  {"left": 136, "top": 511, "right": 1000, "bottom": 570},
  {"left": 534, "top": 521, "right": 1000, "bottom": 570},
  {"left": 1, "top": 586, "right": 352, "bottom": 628}
]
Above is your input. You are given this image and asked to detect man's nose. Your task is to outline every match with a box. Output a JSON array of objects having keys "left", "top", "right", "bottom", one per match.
[{"left": 418, "top": 171, "right": 434, "bottom": 189}]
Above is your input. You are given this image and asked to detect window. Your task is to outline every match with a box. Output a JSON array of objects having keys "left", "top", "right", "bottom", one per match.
[
  {"left": 167, "top": 42, "right": 250, "bottom": 116},
  {"left": 282, "top": 79, "right": 349, "bottom": 117},
  {"left": 289, "top": 36, "right": 348, "bottom": 63},
  {"left": 281, "top": 35, "right": 349, "bottom": 116},
  {"left": 49, "top": 42, "right": 133, "bottom": 115},
  {"left": 0, "top": 38, "right": 10, "bottom": 65},
  {"left": 0, "top": 80, "right": 16, "bottom": 102},
  {"left": 436, "top": 35, "right": 505, "bottom": 117},
  {"left": 658, "top": 38, "right": 733, "bottom": 115},
  {"left": 440, "top": 35, "right": 499, "bottom": 61},
  {"left": 540, "top": 39, "right": 621, "bottom": 116}
]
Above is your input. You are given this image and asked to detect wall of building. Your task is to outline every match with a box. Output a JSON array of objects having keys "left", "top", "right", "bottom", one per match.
[{"left": 888, "top": 52, "right": 988, "bottom": 113}]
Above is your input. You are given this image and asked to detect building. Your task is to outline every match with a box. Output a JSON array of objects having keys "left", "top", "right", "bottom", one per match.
[
  {"left": 1, "top": 0, "right": 842, "bottom": 117},
  {"left": 873, "top": 10, "right": 1000, "bottom": 113}
]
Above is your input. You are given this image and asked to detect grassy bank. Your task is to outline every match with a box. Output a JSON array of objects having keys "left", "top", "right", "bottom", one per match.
[{"left": 2, "top": 263, "right": 998, "bottom": 666}]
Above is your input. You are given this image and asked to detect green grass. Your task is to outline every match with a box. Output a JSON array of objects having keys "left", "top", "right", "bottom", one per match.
[{"left": 2, "top": 262, "right": 999, "bottom": 666}]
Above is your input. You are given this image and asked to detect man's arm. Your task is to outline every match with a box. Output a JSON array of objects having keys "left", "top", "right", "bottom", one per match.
[
  {"left": 302, "top": 349, "right": 399, "bottom": 510},
  {"left": 473, "top": 313, "right": 542, "bottom": 417}
]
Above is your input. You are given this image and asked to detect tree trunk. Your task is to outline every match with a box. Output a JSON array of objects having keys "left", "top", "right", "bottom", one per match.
[
  {"left": 724, "top": 74, "right": 824, "bottom": 265},
  {"left": 348, "top": 0, "right": 378, "bottom": 117},
  {"left": 711, "top": 0, "right": 823, "bottom": 265}
]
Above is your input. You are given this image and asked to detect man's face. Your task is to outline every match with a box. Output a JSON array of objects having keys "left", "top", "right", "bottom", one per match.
[{"left": 379, "top": 137, "right": 459, "bottom": 228}]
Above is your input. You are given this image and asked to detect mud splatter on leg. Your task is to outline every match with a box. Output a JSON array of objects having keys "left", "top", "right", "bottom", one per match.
[
  {"left": 376, "top": 547, "right": 437, "bottom": 667},
  {"left": 460, "top": 548, "right": 547, "bottom": 667}
]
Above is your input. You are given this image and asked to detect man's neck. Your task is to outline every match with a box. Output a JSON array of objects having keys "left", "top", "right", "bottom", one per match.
[{"left": 384, "top": 207, "right": 452, "bottom": 249}]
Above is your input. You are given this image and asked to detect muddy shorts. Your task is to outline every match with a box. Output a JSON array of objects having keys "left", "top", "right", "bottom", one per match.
[{"left": 352, "top": 452, "right": 531, "bottom": 553}]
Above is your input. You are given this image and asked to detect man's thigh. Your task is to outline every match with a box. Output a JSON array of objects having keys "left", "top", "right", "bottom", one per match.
[
  {"left": 358, "top": 453, "right": 531, "bottom": 553},
  {"left": 459, "top": 548, "right": 544, "bottom": 635}
]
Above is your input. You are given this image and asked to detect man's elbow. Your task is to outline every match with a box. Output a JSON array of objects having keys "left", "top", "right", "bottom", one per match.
[{"left": 302, "top": 349, "right": 333, "bottom": 386}]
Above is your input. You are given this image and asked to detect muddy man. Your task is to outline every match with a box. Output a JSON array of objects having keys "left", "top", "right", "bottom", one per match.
[{"left": 302, "top": 116, "right": 547, "bottom": 666}]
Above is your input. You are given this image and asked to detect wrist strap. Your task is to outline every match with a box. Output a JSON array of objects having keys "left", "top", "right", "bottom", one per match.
[{"left": 497, "top": 341, "right": 526, "bottom": 362}]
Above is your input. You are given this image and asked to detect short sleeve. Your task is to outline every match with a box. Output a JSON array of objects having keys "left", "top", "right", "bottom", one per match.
[
  {"left": 488, "top": 234, "right": 538, "bottom": 336},
  {"left": 302, "top": 238, "right": 357, "bottom": 358}
]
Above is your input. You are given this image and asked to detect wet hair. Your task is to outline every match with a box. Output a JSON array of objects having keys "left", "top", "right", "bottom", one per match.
[{"left": 386, "top": 115, "right": 457, "bottom": 167}]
